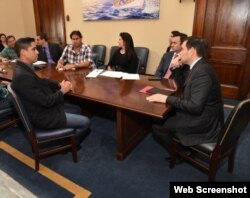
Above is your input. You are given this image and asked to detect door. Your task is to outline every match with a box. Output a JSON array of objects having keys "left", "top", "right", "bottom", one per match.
[
  {"left": 33, "top": 0, "right": 66, "bottom": 47},
  {"left": 193, "top": 0, "right": 250, "bottom": 99}
]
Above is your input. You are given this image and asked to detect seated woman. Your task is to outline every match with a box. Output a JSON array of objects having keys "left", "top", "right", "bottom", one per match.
[
  {"left": 107, "top": 32, "right": 138, "bottom": 73},
  {"left": 0, "top": 33, "right": 7, "bottom": 52}
]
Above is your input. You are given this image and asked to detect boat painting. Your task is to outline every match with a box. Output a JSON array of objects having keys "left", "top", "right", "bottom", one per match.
[{"left": 83, "top": 0, "right": 160, "bottom": 21}]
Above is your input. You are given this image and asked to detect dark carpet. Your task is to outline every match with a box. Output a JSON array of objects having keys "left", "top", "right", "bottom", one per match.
[{"left": 0, "top": 106, "right": 250, "bottom": 198}]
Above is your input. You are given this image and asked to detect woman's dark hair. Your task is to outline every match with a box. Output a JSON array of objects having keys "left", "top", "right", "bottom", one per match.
[
  {"left": 0, "top": 33, "right": 6, "bottom": 37},
  {"left": 0, "top": 33, "right": 6, "bottom": 44},
  {"left": 120, "top": 32, "right": 135, "bottom": 59}
]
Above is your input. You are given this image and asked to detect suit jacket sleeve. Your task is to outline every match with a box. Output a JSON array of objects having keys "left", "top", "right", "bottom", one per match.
[
  {"left": 56, "top": 45, "right": 63, "bottom": 62},
  {"left": 155, "top": 52, "right": 173, "bottom": 77},
  {"left": 37, "top": 46, "right": 44, "bottom": 61},
  {"left": 13, "top": 72, "right": 64, "bottom": 108},
  {"left": 167, "top": 65, "right": 212, "bottom": 115},
  {"left": 49, "top": 43, "right": 63, "bottom": 63},
  {"left": 40, "top": 78, "right": 61, "bottom": 90},
  {"left": 155, "top": 53, "right": 167, "bottom": 77}
]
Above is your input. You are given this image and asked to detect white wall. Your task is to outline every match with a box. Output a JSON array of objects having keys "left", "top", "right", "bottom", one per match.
[
  {"left": 1, "top": 0, "right": 195, "bottom": 74},
  {"left": 0, "top": 0, "right": 36, "bottom": 39},
  {"left": 64, "top": 0, "right": 195, "bottom": 74},
  {"left": 20, "top": 0, "right": 36, "bottom": 37}
]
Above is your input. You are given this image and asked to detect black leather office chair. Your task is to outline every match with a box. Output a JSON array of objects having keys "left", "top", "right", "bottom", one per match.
[
  {"left": 92, "top": 45, "right": 106, "bottom": 68},
  {"left": 7, "top": 84, "right": 78, "bottom": 171},
  {"left": 169, "top": 98, "right": 250, "bottom": 181},
  {"left": 134, "top": 47, "right": 149, "bottom": 74},
  {"left": 109, "top": 46, "right": 149, "bottom": 74},
  {"left": 109, "top": 46, "right": 119, "bottom": 62},
  {"left": 91, "top": 53, "right": 98, "bottom": 68},
  {"left": 100, "top": 46, "right": 119, "bottom": 70},
  {"left": 0, "top": 108, "right": 19, "bottom": 131}
]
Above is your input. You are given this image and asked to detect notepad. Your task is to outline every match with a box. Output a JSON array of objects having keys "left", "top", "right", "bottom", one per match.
[
  {"left": 122, "top": 73, "right": 140, "bottom": 80},
  {"left": 100, "top": 71, "right": 124, "bottom": 78},
  {"left": 33, "top": 61, "right": 47, "bottom": 65},
  {"left": 85, "top": 69, "right": 104, "bottom": 78}
]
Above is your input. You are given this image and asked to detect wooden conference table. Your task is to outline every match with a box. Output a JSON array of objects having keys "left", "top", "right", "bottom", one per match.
[{"left": 0, "top": 63, "right": 176, "bottom": 160}]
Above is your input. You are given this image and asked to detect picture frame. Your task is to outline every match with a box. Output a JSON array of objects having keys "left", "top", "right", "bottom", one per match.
[{"left": 83, "top": 0, "right": 160, "bottom": 21}]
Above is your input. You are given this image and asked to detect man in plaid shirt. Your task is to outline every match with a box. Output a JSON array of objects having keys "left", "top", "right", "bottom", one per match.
[
  {"left": 57, "top": 30, "right": 92, "bottom": 70},
  {"left": 0, "top": 35, "right": 18, "bottom": 60}
]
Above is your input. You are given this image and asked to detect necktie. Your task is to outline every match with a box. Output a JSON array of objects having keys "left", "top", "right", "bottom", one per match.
[
  {"left": 163, "top": 53, "right": 178, "bottom": 79},
  {"left": 186, "top": 66, "right": 191, "bottom": 78},
  {"left": 43, "top": 47, "right": 48, "bottom": 62},
  {"left": 182, "top": 66, "right": 191, "bottom": 85}
]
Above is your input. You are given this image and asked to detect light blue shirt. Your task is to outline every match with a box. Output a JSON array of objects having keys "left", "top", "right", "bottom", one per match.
[{"left": 44, "top": 45, "right": 55, "bottom": 64}]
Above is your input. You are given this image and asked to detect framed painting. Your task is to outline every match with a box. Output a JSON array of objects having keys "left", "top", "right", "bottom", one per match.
[{"left": 83, "top": 0, "right": 160, "bottom": 21}]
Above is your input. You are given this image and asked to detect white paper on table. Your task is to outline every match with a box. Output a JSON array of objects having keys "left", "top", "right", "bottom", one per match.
[
  {"left": 85, "top": 69, "right": 104, "bottom": 78},
  {"left": 100, "top": 71, "right": 124, "bottom": 78},
  {"left": 33, "top": 61, "right": 47, "bottom": 65},
  {"left": 122, "top": 73, "right": 140, "bottom": 80}
]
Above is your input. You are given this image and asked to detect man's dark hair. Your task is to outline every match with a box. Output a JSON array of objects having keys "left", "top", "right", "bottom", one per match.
[
  {"left": 171, "top": 30, "right": 180, "bottom": 37},
  {"left": 179, "top": 33, "right": 188, "bottom": 44},
  {"left": 38, "top": 32, "right": 48, "bottom": 41},
  {"left": 184, "top": 36, "right": 209, "bottom": 58},
  {"left": 70, "top": 30, "right": 82, "bottom": 39},
  {"left": 6, "top": 35, "right": 15, "bottom": 43},
  {"left": 15, "top": 37, "right": 35, "bottom": 57},
  {"left": 172, "top": 32, "right": 188, "bottom": 44}
]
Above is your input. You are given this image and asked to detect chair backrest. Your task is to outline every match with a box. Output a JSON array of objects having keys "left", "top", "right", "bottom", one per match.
[
  {"left": 91, "top": 53, "right": 98, "bottom": 68},
  {"left": 134, "top": 47, "right": 149, "bottom": 74},
  {"left": 218, "top": 98, "right": 250, "bottom": 153},
  {"left": 91, "top": 45, "right": 106, "bottom": 67},
  {"left": 7, "top": 84, "right": 33, "bottom": 133},
  {"left": 109, "top": 46, "right": 119, "bottom": 62},
  {"left": 0, "top": 107, "right": 18, "bottom": 130}
]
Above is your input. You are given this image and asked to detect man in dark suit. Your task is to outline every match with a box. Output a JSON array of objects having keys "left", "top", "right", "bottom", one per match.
[
  {"left": 12, "top": 37, "right": 90, "bottom": 145},
  {"left": 155, "top": 33, "right": 188, "bottom": 87},
  {"left": 36, "top": 33, "right": 62, "bottom": 64},
  {"left": 166, "top": 30, "right": 180, "bottom": 53},
  {"left": 147, "top": 36, "right": 224, "bottom": 152}
]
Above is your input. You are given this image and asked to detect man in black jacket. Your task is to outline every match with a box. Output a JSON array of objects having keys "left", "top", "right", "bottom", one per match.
[
  {"left": 12, "top": 37, "right": 90, "bottom": 145},
  {"left": 36, "top": 33, "right": 62, "bottom": 64},
  {"left": 155, "top": 32, "right": 188, "bottom": 87},
  {"left": 147, "top": 36, "right": 224, "bottom": 152}
]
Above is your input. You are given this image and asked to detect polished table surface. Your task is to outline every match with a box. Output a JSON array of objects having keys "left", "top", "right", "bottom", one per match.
[
  {"left": 38, "top": 66, "right": 174, "bottom": 118},
  {"left": 1, "top": 63, "right": 176, "bottom": 159}
]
